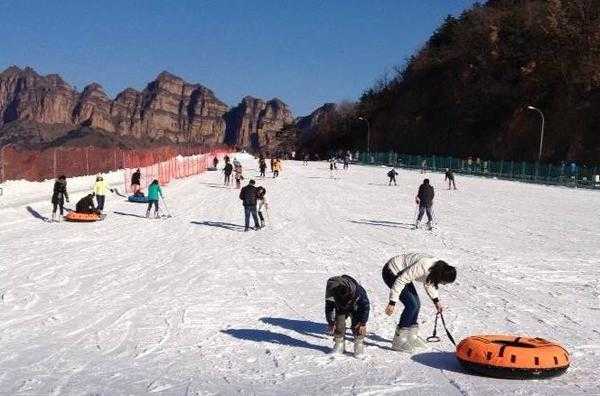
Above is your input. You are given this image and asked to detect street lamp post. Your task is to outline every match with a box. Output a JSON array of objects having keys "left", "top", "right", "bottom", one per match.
[
  {"left": 527, "top": 106, "right": 545, "bottom": 162},
  {"left": 358, "top": 117, "right": 370, "bottom": 155}
]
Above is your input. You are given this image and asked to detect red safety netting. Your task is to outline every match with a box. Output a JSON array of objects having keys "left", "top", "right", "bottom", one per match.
[
  {"left": 0, "top": 145, "right": 232, "bottom": 185},
  {"left": 123, "top": 148, "right": 230, "bottom": 193}
]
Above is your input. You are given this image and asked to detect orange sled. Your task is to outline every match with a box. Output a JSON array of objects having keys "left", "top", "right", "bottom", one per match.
[
  {"left": 456, "top": 335, "right": 570, "bottom": 379},
  {"left": 64, "top": 212, "right": 105, "bottom": 222}
]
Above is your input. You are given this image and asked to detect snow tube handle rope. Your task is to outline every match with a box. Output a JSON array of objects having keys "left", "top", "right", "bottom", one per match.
[{"left": 427, "top": 312, "right": 456, "bottom": 346}]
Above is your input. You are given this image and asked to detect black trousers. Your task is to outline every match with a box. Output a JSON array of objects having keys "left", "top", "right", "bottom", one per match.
[
  {"left": 417, "top": 205, "right": 432, "bottom": 222},
  {"left": 96, "top": 195, "right": 105, "bottom": 211}
]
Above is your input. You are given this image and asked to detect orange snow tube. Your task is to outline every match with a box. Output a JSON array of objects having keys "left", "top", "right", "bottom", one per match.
[
  {"left": 64, "top": 212, "right": 104, "bottom": 222},
  {"left": 456, "top": 335, "right": 570, "bottom": 379}
]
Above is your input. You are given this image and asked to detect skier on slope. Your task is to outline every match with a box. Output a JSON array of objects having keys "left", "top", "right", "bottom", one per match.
[
  {"left": 51, "top": 175, "right": 69, "bottom": 222},
  {"left": 325, "top": 275, "right": 370, "bottom": 356},
  {"left": 233, "top": 158, "right": 244, "bottom": 188},
  {"left": 444, "top": 168, "right": 457, "bottom": 190},
  {"left": 146, "top": 179, "right": 163, "bottom": 219},
  {"left": 343, "top": 155, "right": 349, "bottom": 170},
  {"left": 415, "top": 179, "right": 434, "bottom": 230},
  {"left": 239, "top": 179, "right": 261, "bottom": 231},
  {"left": 75, "top": 193, "right": 99, "bottom": 214},
  {"left": 272, "top": 159, "right": 281, "bottom": 178},
  {"left": 131, "top": 168, "right": 142, "bottom": 195},
  {"left": 223, "top": 159, "right": 233, "bottom": 186},
  {"left": 256, "top": 185, "right": 268, "bottom": 228},
  {"left": 259, "top": 157, "right": 267, "bottom": 178},
  {"left": 213, "top": 156, "right": 219, "bottom": 169},
  {"left": 388, "top": 168, "right": 399, "bottom": 186},
  {"left": 382, "top": 253, "right": 456, "bottom": 352}
]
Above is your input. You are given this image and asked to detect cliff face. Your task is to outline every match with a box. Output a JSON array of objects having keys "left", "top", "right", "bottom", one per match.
[
  {"left": 225, "top": 96, "right": 294, "bottom": 151},
  {"left": 0, "top": 67, "right": 229, "bottom": 147}
]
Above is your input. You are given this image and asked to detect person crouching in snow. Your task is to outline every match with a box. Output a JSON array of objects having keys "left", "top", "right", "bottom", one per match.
[
  {"left": 76, "top": 193, "right": 99, "bottom": 214},
  {"left": 146, "top": 179, "right": 163, "bottom": 219},
  {"left": 382, "top": 253, "right": 456, "bottom": 352},
  {"left": 325, "top": 275, "right": 370, "bottom": 356}
]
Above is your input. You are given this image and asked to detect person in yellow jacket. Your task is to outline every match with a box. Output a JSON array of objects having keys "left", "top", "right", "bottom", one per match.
[
  {"left": 272, "top": 159, "right": 282, "bottom": 178},
  {"left": 93, "top": 175, "right": 112, "bottom": 212}
]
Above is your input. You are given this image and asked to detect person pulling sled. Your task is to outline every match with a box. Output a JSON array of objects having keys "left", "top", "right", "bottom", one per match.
[
  {"left": 51, "top": 175, "right": 69, "bottom": 222},
  {"left": 325, "top": 275, "right": 370, "bottom": 356},
  {"left": 382, "top": 253, "right": 456, "bottom": 353}
]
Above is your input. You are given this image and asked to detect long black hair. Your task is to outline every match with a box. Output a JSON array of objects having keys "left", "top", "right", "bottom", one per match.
[{"left": 426, "top": 261, "right": 456, "bottom": 288}]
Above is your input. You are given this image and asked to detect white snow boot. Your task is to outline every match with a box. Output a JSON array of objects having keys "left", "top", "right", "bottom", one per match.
[
  {"left": 392, "top": 326, "right": 413, "bottom": 352},
  {"left": 331, "top": 338, "right": 345, "bottom": 354},
  {"left": 145, "top": 210, "right": 150, "bottom": 219},
  {"left": 408, "top": 325, "right": 428, "bottom": 350},
  {"left": 51, "top": 213, "right": 56, "bottom": 222},
  {"left": 426, "top": 221, "right": 432, "bottom": 230},
  {"left": 354, "top": 337, "right": 365, "bottom": 357}
]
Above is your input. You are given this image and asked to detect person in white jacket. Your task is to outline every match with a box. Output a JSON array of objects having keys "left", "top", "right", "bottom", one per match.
[{"left": 382, "top": 253, "right": 456, "bottom": 352}]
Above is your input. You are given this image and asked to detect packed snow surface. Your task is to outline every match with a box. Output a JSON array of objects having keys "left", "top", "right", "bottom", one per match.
[{"left": 1, "top": 157, "right": 599, "bottom": 395}]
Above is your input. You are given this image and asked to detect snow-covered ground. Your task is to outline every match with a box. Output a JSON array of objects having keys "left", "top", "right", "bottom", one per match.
[{"left": 1, "top": 156, "right": 599, "bottom": 395}]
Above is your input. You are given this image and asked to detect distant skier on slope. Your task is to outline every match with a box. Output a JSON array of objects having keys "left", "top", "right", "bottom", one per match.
[
  {"left": 146, "top": 179, "right": 163, "bottom": 219},
  {"left": 51, "top": 175, "right": 69, "bottom": 222},
  {"left": 325, "top": 275, "right": 370, "bottom": 356},
  {"left": 382, "top": 253, "right": 456, "bottom": 352},
  {"left": 343, "top": 155, "right": 349, "bottom": 170},
  {"left": 75, "top": 193, "right": 99, "bottom": 214},
  {"left": 259, "top": 157, "right": 267, "bottom": 178},
  {"left": 223, "top": 159, "right": 233, "bottom": 186},
  {"left": 272, "top": 159, "right": 281, "bottom": 178},
  {"left": 213, "top": 156, "right": 219, "bottom": 169},
  {"left": 239, "top": 179, "right": 261, "bottom": 231},
  {"left": 388, "top": 168, "right": 399, "bottom": 186},
  {"left": 256, "top": 185, "right": 268, "bottom": 228},
  {"left": 233, "top": 158, "right": 244, "bottom": 188},
  {"left": 415, "top": 179, "right": 434, "bottom": 230},
  {"left": 444, "top": 168, "right": 457, "bottom": 190}
]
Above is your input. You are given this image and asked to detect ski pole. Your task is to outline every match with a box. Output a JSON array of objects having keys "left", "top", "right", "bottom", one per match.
[{"left": 161, "top": 195, "right": 172, "bottom": 217}]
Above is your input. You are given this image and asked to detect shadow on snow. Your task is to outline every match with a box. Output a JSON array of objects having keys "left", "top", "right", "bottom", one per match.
[
  {"left": 411, "top": 351, "right": 467, "bottom": 374},
  {"left": 190, "top": 221, "right": 245, "bottom": 231},
  {"left": 220, "top": 328, "right": 331, "bottom": 353},
  {"left": 349, "top": 219, "right": 415, "bottom": 229},
  {"left": 113, "top": 211, "right": 147, "bottom": 219},
  {"left": 26, "top": 206, "right": 49, "bottom": 221}
]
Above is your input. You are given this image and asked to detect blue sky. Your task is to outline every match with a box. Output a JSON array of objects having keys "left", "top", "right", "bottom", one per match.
[{"left": 0, "top": 0, "right": 479, "bottom": 116}]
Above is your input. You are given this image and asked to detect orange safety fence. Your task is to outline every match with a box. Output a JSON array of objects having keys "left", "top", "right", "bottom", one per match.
[{"left": 0, "top": 145, "right": 232, "bottom": 185}]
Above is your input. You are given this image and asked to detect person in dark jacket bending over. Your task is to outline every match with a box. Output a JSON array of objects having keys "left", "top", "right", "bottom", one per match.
[
  {"left": 239, "top": 179, "right": 261, "bottom": 231},
  {"left": 415, "top": 178, "right": 434, "bottom": 230},
  {"left": 131, "top": 169, "right": 141, "bottom": 194},
  {"left": 444, "top": 168, "right": 456, "bottom": 190},
  {"left": 325, "top": 275, "right": 370, "bottom": 356},
  {"left": 76, "top": 193, "right": 99, "bottom": 214}
]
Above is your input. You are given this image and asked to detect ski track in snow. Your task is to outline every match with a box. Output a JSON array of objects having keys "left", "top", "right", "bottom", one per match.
[{"left": 1, "top": 157, "right": 599, "bottom": 395}]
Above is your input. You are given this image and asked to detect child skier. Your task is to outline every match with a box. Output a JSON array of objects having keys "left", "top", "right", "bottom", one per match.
[
  {"left": 256, "top": 185, "right": 268, "bottom": 227},
  {"left": 415, "top": 179, "right": 434, "bottom": 230},
  {"left": 146, "top": 179, "right": 163, "bottom": 219},
  {"left": 51, "top": 175, "right": 69, "bottom": 222},
  {"left": 272, "top": 159, "right": 281, "bottom": 178},
  {"left": 233, "top": 158, "right": 243, "bottom": 188},
  {"left": 444, "top": 168, "right": 457, "bottom": 190},
  {"left": 325, "top": 275, "right": 370, "bottom": 356},
  {"left": 388, "top": 168, "right": 399, "bottom": 186},
  {"left": 382, "top": 253, "right": 456, "bottom": 352}
]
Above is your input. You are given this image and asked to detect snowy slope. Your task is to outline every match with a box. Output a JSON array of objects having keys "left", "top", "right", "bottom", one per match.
[{"left": 1, "top": 157, "right": 599, "bottom": 395}]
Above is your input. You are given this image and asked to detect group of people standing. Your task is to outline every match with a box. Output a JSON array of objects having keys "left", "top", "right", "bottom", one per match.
[
  {"left": 325, "top": 253, "right": 457, "bottom": 356},
  {"left": 50, "top": 175, "right": 113, "bottom": 221}
]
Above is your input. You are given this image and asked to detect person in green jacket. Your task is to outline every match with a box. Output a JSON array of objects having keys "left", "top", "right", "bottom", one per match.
[{"left": 146, "top": 179, "right": 163, "bottom": 219}]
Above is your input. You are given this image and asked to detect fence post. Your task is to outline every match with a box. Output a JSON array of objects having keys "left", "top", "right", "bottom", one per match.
[{"left": 53, "top": 148, "right": 57, "bottom": 179}]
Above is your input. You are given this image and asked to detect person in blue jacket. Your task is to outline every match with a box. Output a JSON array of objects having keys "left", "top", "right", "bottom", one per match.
[
  {"left": 325, "top": 275, "right": 370, "bottom": 356},
  {"left": 146, "top": 179, "right": 163, "bottom": 219}
]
